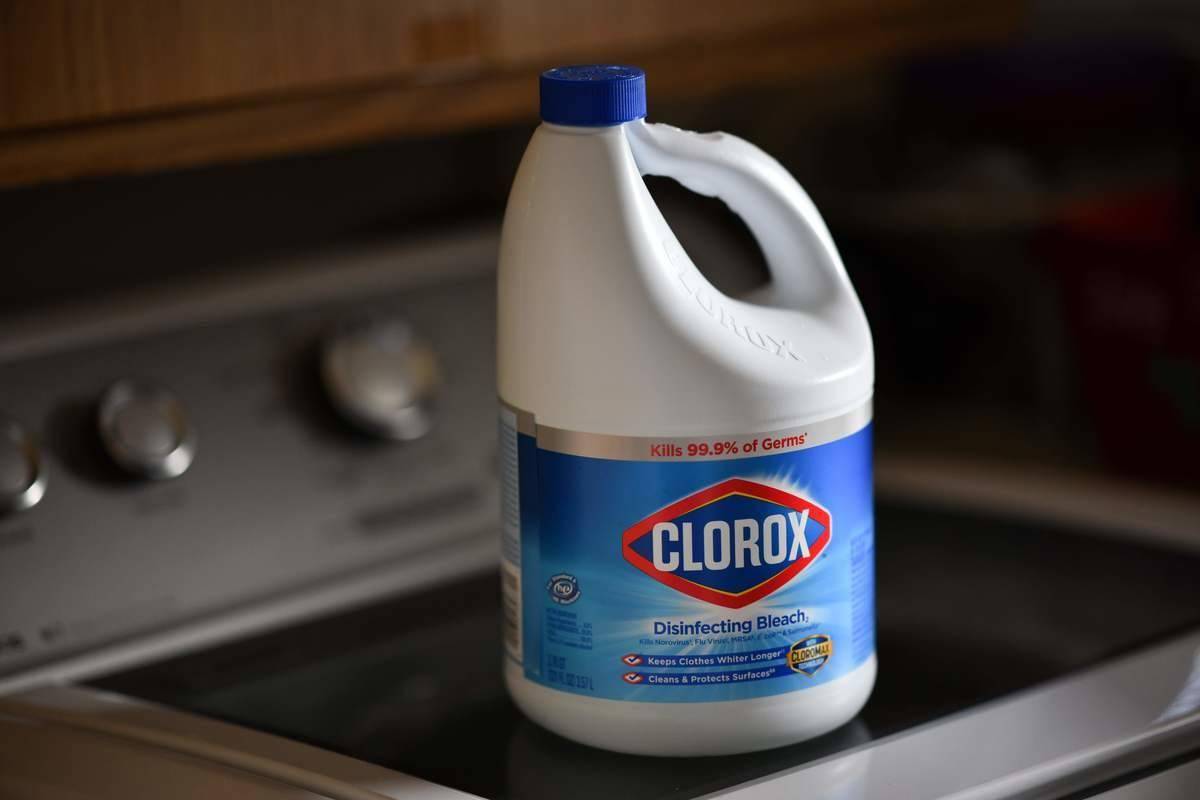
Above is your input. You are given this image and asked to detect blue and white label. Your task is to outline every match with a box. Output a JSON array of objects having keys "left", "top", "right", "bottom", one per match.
[{"left": 499, "top": 403, "right": 874, "bottom": 702}]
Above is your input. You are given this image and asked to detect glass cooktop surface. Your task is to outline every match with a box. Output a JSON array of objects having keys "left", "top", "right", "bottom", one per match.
[{"left": 92, "top": 500, "right": 1200, "bottom": 799}]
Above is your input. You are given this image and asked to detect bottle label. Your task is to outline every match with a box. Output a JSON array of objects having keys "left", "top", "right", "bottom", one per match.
[{"left": 499, "top": 402, "right": 874, "bottom": 702}]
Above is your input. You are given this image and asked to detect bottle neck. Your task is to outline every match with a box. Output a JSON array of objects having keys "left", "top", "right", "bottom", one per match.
[{"left": 541, "top": 120, "right": 639, "bottom": 136}]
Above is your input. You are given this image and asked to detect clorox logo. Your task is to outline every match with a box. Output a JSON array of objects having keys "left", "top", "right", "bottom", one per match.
[{"left": 621, "top": 478, "right": 831, "bottom": 609}]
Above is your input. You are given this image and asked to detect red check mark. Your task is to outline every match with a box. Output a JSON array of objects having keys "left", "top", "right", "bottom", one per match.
[
  {"left": 622, "top": 654, "right": 643, "bottom": 666},
  {"left": 622, "top": 672, "right": 644, "bottom": 684}
]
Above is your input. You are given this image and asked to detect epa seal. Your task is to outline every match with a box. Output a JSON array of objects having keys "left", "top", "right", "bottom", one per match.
[
  {"left": 547, "top": 573, "right": 581, "bottom": 605},
  {"left": 788, "top": 634, "right": 833, "bottom": 677}
]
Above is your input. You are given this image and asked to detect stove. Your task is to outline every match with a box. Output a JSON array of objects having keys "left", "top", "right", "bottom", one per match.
[{"left": 1, "top": 227, "right": 1198, "bottom": 799}]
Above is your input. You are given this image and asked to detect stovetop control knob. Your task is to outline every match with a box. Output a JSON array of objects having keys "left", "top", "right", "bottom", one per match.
[
  {"left": 0, "top": 417, "right": 46, "bottom": 514},
  {"left": 97, "top": 380, "right": 196, "bottom": 479},
  {"left": 320, "top": 318, "right": 439, "bottom": 441}
]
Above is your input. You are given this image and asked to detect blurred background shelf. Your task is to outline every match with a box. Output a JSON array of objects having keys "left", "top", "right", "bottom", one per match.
[{"left": 0, "top": 0, "right": 1022, "bottom": 188}]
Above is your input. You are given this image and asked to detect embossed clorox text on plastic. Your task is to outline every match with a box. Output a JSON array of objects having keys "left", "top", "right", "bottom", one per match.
[{"left": 663, "top": 238, "right": 805, "bottom": 361}]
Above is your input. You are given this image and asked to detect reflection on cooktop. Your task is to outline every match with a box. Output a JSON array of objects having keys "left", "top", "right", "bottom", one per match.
[{"left": 93, "top": 501, "right": 1200, "bottom": 800}]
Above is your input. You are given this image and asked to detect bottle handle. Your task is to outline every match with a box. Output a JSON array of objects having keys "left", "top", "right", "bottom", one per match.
[{"left": 625, "top": 120, "right": 849, "bottom": 310}]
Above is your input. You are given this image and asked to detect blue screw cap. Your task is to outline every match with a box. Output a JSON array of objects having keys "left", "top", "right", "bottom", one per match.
[{"left": 539, "top": 65, "right": 646, "bottom": 127}]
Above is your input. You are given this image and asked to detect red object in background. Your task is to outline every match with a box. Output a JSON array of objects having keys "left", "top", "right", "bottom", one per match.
[{"left": 1041, "top": 187, "right": 1200, "bottom": 488}]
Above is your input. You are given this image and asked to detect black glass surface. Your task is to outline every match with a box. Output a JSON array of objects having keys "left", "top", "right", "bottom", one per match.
[{"left": 92, "top": 501, "right": 1200, "bottom": 799}]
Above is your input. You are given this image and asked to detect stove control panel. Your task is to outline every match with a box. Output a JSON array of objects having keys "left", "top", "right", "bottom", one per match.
[{"left": 0, "top": 235, "right": 500, "bottom": 681}]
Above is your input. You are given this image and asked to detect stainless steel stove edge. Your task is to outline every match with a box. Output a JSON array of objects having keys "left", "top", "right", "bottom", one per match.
[
  {"left": 0, "top": 683, "right": 482, "bottom": 799},
  {"left": 708, "top": 627, "right": 1200, "bottom": 800}
]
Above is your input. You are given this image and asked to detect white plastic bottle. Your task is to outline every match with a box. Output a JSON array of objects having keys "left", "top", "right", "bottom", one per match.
[{"left": 497, "top": 65, "right": 875, "bottom": 756}]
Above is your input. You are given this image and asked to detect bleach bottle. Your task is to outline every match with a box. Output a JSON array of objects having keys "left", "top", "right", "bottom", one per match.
[{"left": 498, "top": 65, "right": 875, "bottom": 756}]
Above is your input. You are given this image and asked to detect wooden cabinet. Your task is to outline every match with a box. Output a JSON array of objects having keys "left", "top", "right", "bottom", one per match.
[{"left": 0, "top": 1, "right": 1022, "bottom": 187}]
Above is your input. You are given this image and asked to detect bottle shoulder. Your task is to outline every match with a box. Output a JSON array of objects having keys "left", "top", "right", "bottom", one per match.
[{"left": 497, "top": 125, "right": 873, "bottom": 436}]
